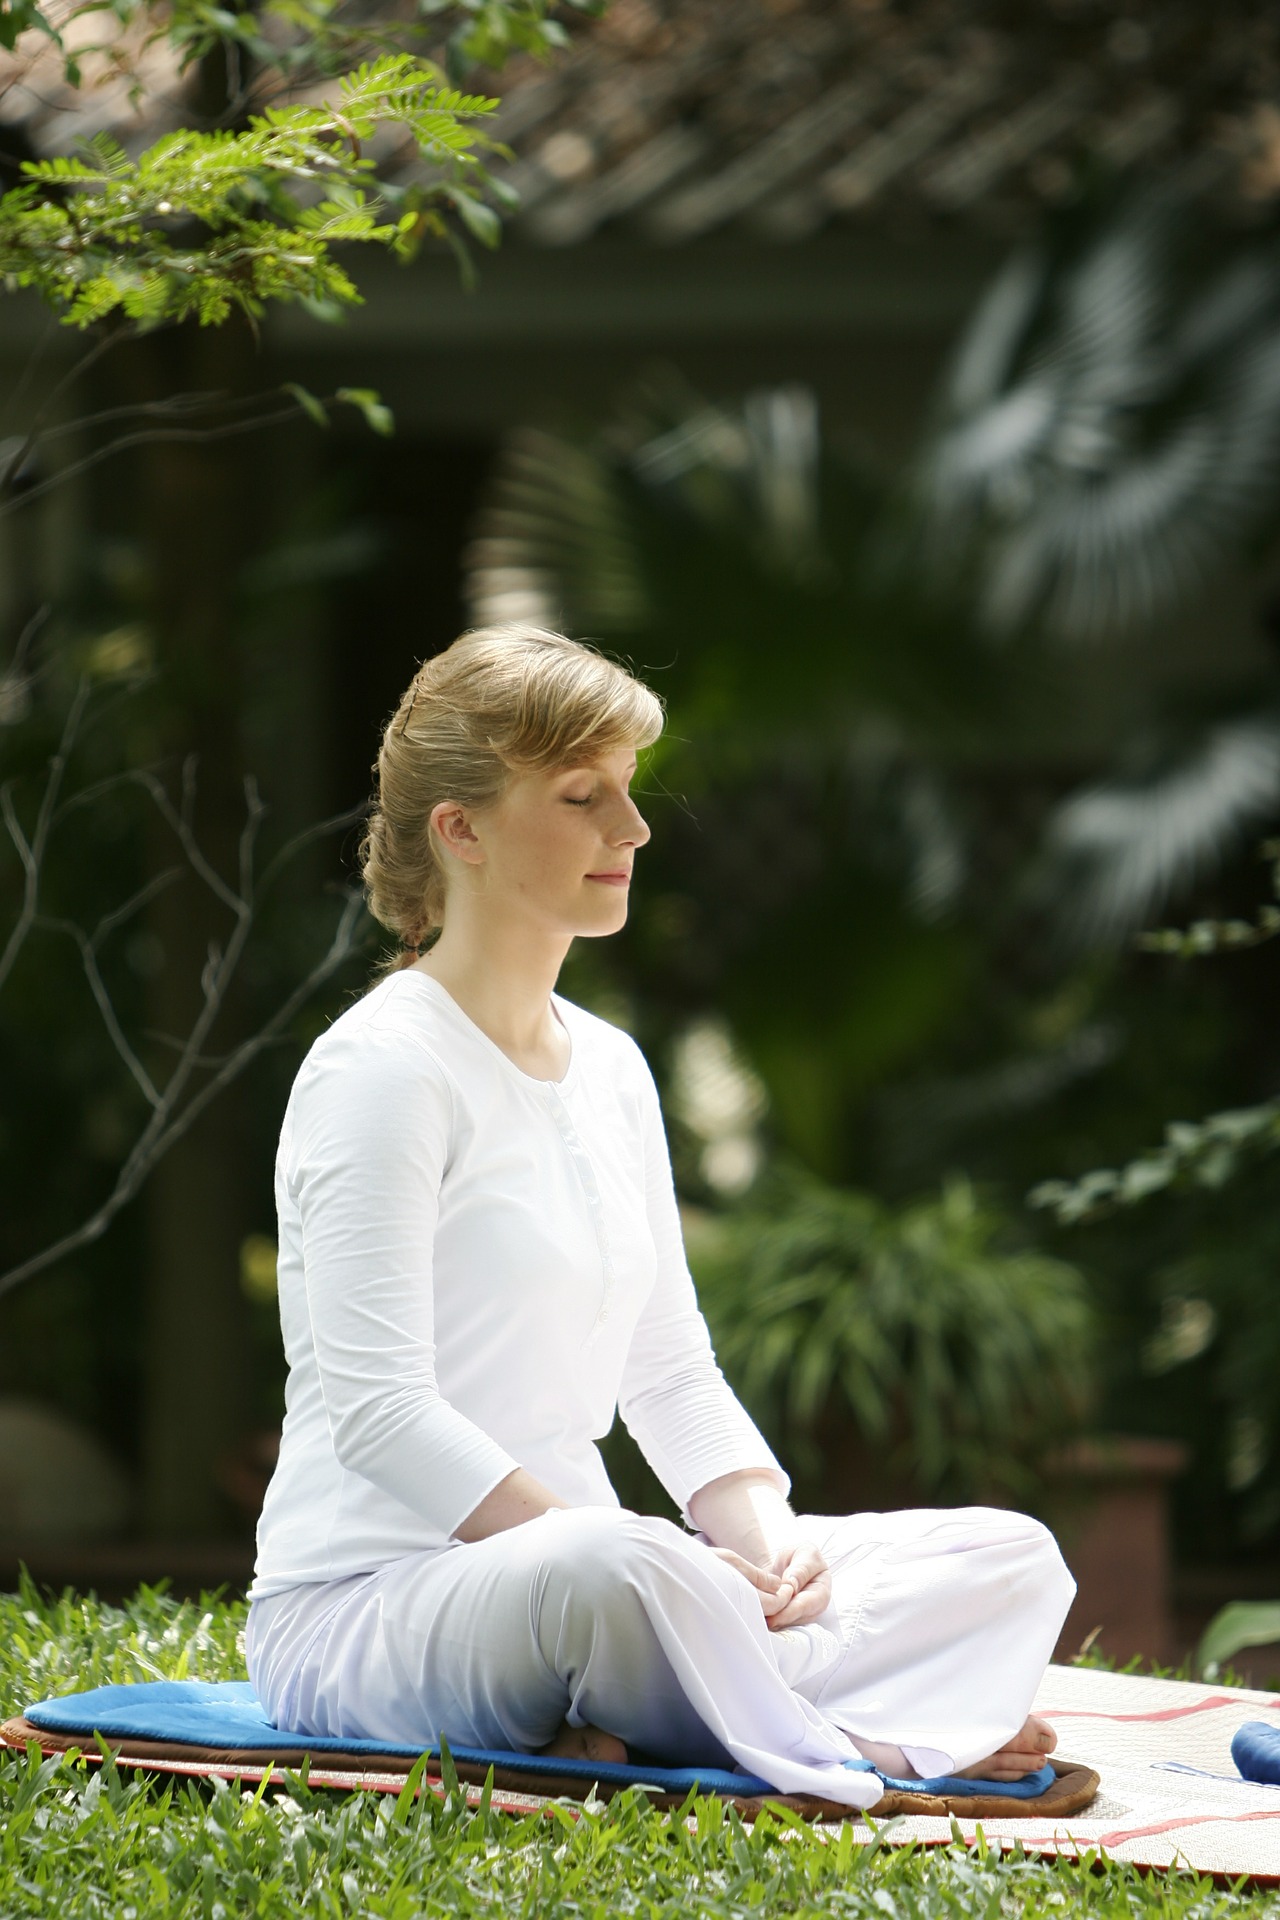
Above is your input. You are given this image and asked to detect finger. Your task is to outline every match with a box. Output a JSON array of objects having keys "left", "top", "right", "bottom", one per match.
[
  {"left": 713, "top": 1550, "right": 783, "bottom": 1594},
  {"left": 768, "top": 1585, "right": 831, "bottom": 1631},
  {"left": 776, "top": 1545, "right": 828, "bottom": 1591},
  {"left": 741, "top": 1560, "right": 786, "bottom": 1594},
  {"left": 735, "top": 1568, "right": 792, "bottom": 1616}
]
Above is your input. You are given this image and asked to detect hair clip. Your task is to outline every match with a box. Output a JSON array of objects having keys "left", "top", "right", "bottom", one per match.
[{"left": 395, "top": 685, "right": 420, "bottom": 738}]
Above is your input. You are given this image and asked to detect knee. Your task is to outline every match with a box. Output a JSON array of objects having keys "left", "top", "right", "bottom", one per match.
[
  {"left": 530, "top": 1510, "right": 676, "bottom": 1665},
  {"left": 534, "top": 1509, "right": 656, "bottom": 1611},
  {"left": 1005, "top": 1512, "right": 1077, "bottom": 1607},
  {"left": 931, "top": 1505, "right": 1076, "bottom": 1609}
]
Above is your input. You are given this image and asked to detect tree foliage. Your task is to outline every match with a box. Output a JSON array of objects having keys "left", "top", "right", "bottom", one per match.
[
  {"left": 0, "top": 0, "right": 601, "bottom": 328},
  {"left": 2, "top": 60, "right": 498, "bottom": 327}
]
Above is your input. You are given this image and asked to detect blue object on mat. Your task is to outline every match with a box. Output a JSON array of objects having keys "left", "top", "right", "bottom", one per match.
[
  {"left": 1232, "top": 1720, "right": 1280, "bottom": 1786},
  {"left": 22, "top": 1681, "right": 1053, "bottom": 1800}
]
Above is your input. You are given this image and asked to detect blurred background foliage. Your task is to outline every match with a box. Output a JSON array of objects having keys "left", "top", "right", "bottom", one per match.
[
  {"left": 690, "top": 1166, "right": 1096, "bottom": 1510},
  {"left": 6, "top": 1, "right": 1280, "bottom": 1606},
  {"left": 470, "top": 186, "right": 1280, "bottom": 1565}
]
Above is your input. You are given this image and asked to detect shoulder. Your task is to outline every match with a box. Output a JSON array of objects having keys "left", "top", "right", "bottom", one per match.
[
  {"left": 553, "top": 993, "right": 661, "bottom": 1104},
  {"left": 290, "top": 972, "right": 460, "bottom": 1122}
]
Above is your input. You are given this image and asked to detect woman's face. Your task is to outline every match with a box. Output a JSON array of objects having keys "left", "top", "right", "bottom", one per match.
[{"left": 443, "top": 745, "right": 652, "bottom": 936}]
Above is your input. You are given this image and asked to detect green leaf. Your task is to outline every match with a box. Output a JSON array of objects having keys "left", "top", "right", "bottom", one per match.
[
  {"left": 0, "top": 0, "right": 59, "bottom": 52},
  {"left": 336, "top": 387, "right": 394, "bottom": 436},
  {"left": 449, "top": 189, "right": 501, "bottom": 248},
  {"left": 282, "top": 382, "right": 330, "bottom": 428},
  {"left": 1197, "top": 1601, "right": 1280, "bottom": 1680}
]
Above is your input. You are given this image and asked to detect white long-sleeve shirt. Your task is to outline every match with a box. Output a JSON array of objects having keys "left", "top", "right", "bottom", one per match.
[{"left": 249, "top": 968, "right": 788, "bottom": 1598}]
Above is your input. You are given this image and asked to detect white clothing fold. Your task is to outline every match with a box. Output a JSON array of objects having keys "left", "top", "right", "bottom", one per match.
[{"left": 247, "top": 1503, "right": 1075, "bottom": 1810}]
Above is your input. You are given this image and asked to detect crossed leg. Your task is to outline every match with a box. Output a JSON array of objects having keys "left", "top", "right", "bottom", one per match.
[{"left": 546, "top": 1707, "right": 1058, "bottom": 1779}]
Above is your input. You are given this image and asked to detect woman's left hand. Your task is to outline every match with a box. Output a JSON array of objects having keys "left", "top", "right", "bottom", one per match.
[
  {"left": 689, "top": 1470, "right": 831, "bottom": 1630},
  {"left": 765, "top": 1541, "right": 832, "bottom": 1631}
]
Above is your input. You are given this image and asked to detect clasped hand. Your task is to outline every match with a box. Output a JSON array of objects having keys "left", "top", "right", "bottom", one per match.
[{"left": 710, "top": 1541, "right": 832, "bottom": 1631}]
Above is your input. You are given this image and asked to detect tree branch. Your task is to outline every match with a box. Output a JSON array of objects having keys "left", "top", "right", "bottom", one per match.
[
  {"left": 0, "top": 322, "right": 144, "bottom": 505},
  {"left": 0, "top": 887, "right": 368, "bottom": 1302},
  {"left": 35, "top": 863, "right": 186, "bottom": 1109},
  {"left": 0, "top": 688, "right": 372, "bottom": 1298},
  {"left": 0, "top": 672, "right": 90, "bottom": 993},
  {"left": 0, "top": 401, "right": 319, "bottom": 522}
]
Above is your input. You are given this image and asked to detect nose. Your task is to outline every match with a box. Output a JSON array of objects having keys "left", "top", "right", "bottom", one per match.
[{"left": 612, "top": 793, "right": 651, "bottom": 849}]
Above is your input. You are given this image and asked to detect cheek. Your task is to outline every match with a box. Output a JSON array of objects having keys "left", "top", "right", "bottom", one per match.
[{"left": 510, "top": 810, "right": 586, "bottom": 876}]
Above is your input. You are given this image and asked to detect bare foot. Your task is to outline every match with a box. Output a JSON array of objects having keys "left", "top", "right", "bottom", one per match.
[
  {"left": 540, "top": 1719, "right": 628, "bottom": 1766},
  {"left": 956, "top": 1714, "right": 1057, "bottom": 1781}
]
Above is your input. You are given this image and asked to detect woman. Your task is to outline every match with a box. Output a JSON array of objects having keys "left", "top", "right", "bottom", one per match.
[{"left": 245, "top": 625, "right": 1076, "bottom": 1811}]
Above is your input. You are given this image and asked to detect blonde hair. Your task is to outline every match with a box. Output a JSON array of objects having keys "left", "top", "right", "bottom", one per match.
[{"left": 359, "top": 625, "right": 665, "bottom": 975}]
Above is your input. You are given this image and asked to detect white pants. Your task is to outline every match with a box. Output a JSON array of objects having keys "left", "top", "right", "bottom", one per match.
[{"left": 246, "top": 1505, "right": 1075, "bottom": 1812}]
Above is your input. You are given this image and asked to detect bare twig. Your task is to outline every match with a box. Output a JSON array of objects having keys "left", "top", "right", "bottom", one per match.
[
  {"left": 134, "top": 759, "right": 246, "bottom": 914},
  {"left": 6, "top": 604, "right": 51, "bottom": 681},
  {"left": 28, "top": 385, "right": 335, "bottom": 450},
  {"left": 0, "top": 314, "right": 59, "bottom": 440},
  {"left": 0, "top": 322, "right": 143, "bottom": 502},
  {"left": 31, "top": 391, "right": 236, "bottom": 442},
  {"left": 0, "top": 887, "right": 367, "bottom": 1302},
  {"left": 0, "top": 400, "right": 328, "bottom": 522},
  {"left": 0, "top": 604, "right": 52, "bottom": 724},
  {"left": 257, "top": 799, "right": 368, "bottom": 896},
  {"left": 0, "top": 673, "right": 90, "bottom": 993},
  {"left": 37, "top": 863, "right": 187, "bottom": 1108},
  {"left": 0, "top": 682, "right": 372, "bottom": 1298}
]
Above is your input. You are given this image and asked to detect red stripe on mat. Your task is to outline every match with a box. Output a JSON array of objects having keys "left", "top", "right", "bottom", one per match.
[
  {"left": 1040, "top": 1696, "right": 1280, "bottom": 1724},
  {"left": 1097, "top": 1808, "right": 1280, "bottom": 1848}
]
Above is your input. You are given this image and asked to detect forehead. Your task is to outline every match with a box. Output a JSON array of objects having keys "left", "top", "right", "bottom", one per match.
[{"left": 553, "top": 748, "right": 639, "bottom": 775}]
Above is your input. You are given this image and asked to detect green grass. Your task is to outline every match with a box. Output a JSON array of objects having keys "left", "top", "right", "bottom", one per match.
[{"left": 0, "top": 1575, "right": 1271, "bottom": 1918}]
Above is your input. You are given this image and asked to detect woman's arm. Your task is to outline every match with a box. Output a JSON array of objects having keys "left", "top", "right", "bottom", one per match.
[
  {"left": 454, "top": 1466, "right": 568, "bottom": 1541},
  {"left": 615, "top": 1055, "right": 831, "bottom": 1626},
  {"left": 292, "top": 1028, "right": 523, "bottom": 1540},
  {"left": 686, "top": 1467, "right": 799, "bottom": 1566},
  {"left": 615, "top": 1067, "right": 790, "bottom": 1519}
]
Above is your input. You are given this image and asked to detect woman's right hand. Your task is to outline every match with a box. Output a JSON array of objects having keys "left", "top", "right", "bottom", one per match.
[
  {"left": 708, "top": 1546, "right": 793, "bottom": 1621},
  {"left": 709, "top": 1543, "right": 832, "bottom": 1630}
]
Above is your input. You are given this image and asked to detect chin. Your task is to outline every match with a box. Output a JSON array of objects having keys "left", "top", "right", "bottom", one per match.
[{"left": 574, "top": 901, "right": 629, "bottom": 936}]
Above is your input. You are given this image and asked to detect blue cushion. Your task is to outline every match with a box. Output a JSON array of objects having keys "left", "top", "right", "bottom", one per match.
[
  {"left": 22, "top": 1680, "right": 1053, "bottom": 1800},
  {"left": 1232, "top": 1719, "right": 1280, "bottom": 1787},
  {"left": 867, "top": 1759, "right": 1055, "bottom": 1798}
]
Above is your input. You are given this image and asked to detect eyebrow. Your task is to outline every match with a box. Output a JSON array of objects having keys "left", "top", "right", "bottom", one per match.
[{"left": 558, "top": 761, "right": 639, "bottom": 778}]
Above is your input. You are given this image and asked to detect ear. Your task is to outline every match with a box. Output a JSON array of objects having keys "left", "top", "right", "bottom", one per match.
[{"left": 430, "top": 801, "right": 485, "bottom": 868}]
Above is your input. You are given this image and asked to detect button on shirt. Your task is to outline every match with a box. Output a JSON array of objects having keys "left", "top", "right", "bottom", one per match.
[{"left": 250, "top": 969, "right": 788, "bottom": 1598}]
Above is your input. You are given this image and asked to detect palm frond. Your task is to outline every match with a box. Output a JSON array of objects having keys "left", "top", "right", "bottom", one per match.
[
  {"left": 464, "top": 427, "right": 646, "bottom": 632},
  {"left": 916, "top": 198, "right": 1280, "bottom": 643},
  {"left": 1046, "top": 713, "right": 1280, "bottom": 940}
]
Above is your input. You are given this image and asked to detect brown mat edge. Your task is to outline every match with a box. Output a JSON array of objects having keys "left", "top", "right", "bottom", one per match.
[{"left": 0, "top": 1717, "right": 1097, "bottom": 1821}]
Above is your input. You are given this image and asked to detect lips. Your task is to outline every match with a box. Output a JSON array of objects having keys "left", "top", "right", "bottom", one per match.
[{"left": 587, "top": 871, "right": 630, "bottom": 882}]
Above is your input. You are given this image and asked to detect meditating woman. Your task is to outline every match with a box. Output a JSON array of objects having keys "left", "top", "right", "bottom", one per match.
[{"left": 245, "top": 625, "right": 1076, "bottom": 1809}]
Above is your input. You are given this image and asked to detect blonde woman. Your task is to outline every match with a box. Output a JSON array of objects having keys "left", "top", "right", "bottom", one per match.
[{"left": 244, "top": 626, "right": 1075, "bottom": 1809}]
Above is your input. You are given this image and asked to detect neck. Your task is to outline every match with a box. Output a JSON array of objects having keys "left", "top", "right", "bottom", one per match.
[{"left": 411, "top": 900, "right": 571, "bottom": 1055}]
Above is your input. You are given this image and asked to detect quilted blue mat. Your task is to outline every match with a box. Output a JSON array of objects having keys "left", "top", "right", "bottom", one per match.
[{"left": 22, "top": 1680, "right": 1054, "bottom": 1799}]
